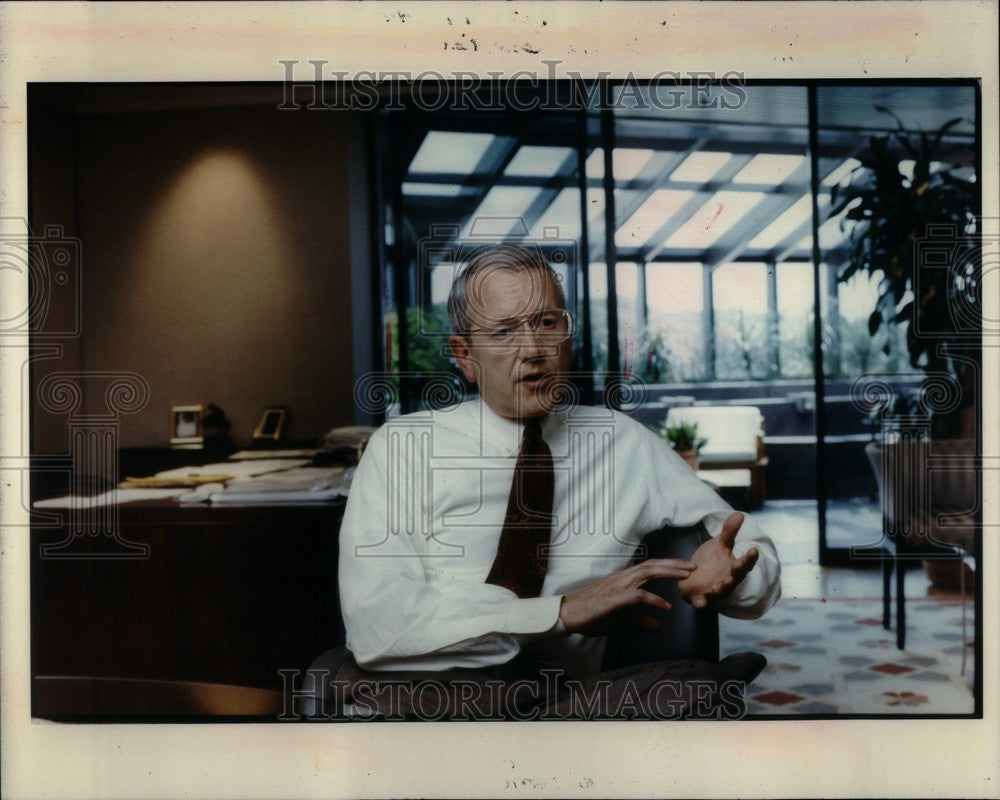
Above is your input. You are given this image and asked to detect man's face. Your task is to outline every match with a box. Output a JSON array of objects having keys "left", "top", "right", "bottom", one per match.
[{"left": 450, "top": 266, "right": 572, "bottom": 421}]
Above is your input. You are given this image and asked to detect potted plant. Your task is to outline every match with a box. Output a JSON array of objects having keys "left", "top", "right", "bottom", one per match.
[
  {"left": 830, "top": 108, "right": 980, "bottom": 587},
  {"left": 656, "top": 420, "right": 707, "bottom": 470},
  {"left": 828, "top": 107, "right": 979, "bottom": 426}
]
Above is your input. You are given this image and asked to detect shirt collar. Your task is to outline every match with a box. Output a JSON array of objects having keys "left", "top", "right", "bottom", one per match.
[{"left": 477, "top": 398, "right": 567, "bottom": 457}]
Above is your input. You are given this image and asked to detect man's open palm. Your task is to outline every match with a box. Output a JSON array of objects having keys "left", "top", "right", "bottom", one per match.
[{"left": 678, "top": 512, "right": 759, "bottom": 609}]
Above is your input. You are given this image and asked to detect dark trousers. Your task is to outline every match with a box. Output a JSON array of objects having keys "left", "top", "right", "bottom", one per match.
[{"left": 329, "top": 653, "right": 761, "bottom": 721}]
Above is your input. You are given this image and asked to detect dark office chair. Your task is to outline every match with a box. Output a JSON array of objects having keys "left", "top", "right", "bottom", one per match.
[
  {"left": 601, "top": 523, "right": 722, "bottom": 668},
  {"left": 295, "top": 523, "right": 765, "bottom": 719}
]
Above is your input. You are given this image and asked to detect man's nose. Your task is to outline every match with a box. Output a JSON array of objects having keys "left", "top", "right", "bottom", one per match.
[{"left": 517, "top": 324, "right": 550, "bottom": 358}]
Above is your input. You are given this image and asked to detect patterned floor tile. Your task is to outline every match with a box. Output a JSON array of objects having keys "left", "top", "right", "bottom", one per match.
[
  {"left": 909, "top": 670, "right": 951, "bottom": 682},
  {"left": 753, "top": 690, "right": 806, "bottom": 706},
  {"left": 719, "top": 597, "right": 975, "bottom": 715},
  {"left": 757, "top": 639, "right": 797, "bottom": 649},
  {"left": 790, "top": 683, "right": 835, "bottom": 696},
  {"left": 793, "top": 700, "right": 840, "bottom": 714},
  {"left": 870, "top": 662, "right": 916, "bottom": 676},
  {"left": 843, "top": 670, "right": 881, "bottom": 682},
  {"left": 902, "top": 655, "right": 939, "bottom": 667},
  {"left": 874, "top": 691, "right": 930, "bottom": 708}
]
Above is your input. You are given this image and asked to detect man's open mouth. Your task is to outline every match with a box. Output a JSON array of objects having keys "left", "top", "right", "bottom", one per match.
[{"left": 520, "top": 372, "right": 551, "bottom": 388}]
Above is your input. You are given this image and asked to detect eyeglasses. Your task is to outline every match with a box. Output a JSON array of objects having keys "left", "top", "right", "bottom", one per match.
[{"left": 469, "top": 308, "right": 574, "bottom": 344}]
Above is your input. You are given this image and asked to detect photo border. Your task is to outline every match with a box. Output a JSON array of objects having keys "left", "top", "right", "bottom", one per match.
[{"left": 1, "top": 2, "right": 997, "bottom": 798}]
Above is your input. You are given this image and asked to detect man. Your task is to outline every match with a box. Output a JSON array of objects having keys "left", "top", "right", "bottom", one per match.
[{"left": 337, "top": 244, "right": 780, "bottom": 719}]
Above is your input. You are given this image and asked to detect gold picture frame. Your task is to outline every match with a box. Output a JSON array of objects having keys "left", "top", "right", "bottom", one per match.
[
  {"left": 169, "top": 404, "right": 204, "bottom": 446},
  {"left": 252, "top": 406, "right": 286, "bottom": 443}
]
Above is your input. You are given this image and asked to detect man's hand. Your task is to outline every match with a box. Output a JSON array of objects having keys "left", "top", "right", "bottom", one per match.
[
  {"left": 558, "top": 558, "right": 696, "bottom": 634},
  {"left": 678, "top": 512, "right": 759, "bottom": 609}
]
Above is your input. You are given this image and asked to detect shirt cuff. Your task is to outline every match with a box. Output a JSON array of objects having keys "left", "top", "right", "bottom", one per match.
[{"left": 504, "top": 594, "right": 564, "bottom": 635}]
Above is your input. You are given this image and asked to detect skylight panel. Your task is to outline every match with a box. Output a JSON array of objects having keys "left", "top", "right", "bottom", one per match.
[
  {"left": 664, "top": 190, "right": 766, "bottom": 250},
  {"left": 585, "top": 148, "right": 656, "bottom": 182},
  {"left": 615, "top": 189, "right": 692, "bottom": 249},
  {"left": 408, "top": 131, "right": 496, "bottom": 175},
  {"left": 528, "top": 188, "right": 582, "bottom": 241},
  {"left": 669, "top": 151, "right": 732, "bottom": 183},
  {"left": 746, "top": 195, "right": 812, "bottom": 250},
  {"left": 461, "top": 186, "right": 543, "bottom": 238},
  {"left": 402, "top": 182, "right": 464, "bottom": 197},
  {"left": 587, "top": 187, "right": 605, "bottom": 219},
  {"left": 504, "top": 146, "right": 574, "bottom": 177},
  {"left": 731, "top": 154, "right": 806, "bottom": 185}
]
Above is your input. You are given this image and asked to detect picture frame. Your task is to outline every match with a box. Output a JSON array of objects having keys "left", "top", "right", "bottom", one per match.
[
  {"left": 252, "top": 406, "right": 286, "bottom": 443},
  {"left": 169, "top": 404, "right": 204, "bottom": 446}
]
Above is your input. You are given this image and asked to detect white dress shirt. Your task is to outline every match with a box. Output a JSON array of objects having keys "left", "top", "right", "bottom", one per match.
[{"left": 339, "top": 399, "right": 781, "bottom": 675}]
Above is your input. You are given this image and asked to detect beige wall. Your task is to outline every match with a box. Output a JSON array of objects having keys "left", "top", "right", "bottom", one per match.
[{"left": 32, "top": 96, "right": 368, "bottom": 453}]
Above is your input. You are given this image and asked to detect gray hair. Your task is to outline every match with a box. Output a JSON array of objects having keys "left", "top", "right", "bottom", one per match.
[{"left": 447, "top": 244, "right": 567, "bottom": 336}]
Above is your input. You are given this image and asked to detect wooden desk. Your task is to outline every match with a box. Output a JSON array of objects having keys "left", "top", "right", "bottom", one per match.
[{"left": 31, "top": 498, "right": 345, "bottom": 718}]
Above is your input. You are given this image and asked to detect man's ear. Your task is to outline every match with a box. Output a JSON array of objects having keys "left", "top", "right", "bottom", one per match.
[{"left": 449, "top": 335, "right": 479, "bottom": 383}]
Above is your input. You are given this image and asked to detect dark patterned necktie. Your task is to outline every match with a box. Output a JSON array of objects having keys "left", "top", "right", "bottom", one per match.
[{"left": 485, "top": 418, "right": 554, "bottom": 598}]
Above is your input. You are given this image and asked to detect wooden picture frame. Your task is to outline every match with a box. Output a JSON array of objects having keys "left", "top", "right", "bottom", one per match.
[
  {"left": 252, "top": 406, "right": 286, "bottom": 443},
  {"left": 170, "top": 404, "right": 204, "bottom": 446}
]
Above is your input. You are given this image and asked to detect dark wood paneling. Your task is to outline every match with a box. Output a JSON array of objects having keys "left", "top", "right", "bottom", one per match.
[{"left": 31, "top": 500, "right": 345, "bottom": 716}]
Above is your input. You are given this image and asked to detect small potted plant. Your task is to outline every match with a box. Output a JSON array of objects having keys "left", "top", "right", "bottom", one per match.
[{"left": 656, "top": 420, "right": 707, "bottom": 470}]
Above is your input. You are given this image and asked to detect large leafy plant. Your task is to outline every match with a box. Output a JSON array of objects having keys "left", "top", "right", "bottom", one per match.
[{"left": 828, "top": 108, "right": 978, "bottom": 378}]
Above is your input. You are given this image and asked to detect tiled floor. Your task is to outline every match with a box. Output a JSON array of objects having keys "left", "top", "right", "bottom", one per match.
[
  {"left": 753, "top": 498, "right": 966, "bottom": 602},
  {"left": 728, "top": 498, "right": 975, "bottom": 715}
]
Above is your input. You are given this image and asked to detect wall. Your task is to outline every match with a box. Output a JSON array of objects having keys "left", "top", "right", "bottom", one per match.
[{"left": 31, "top": 93, "right": 369, "bottom": 455}]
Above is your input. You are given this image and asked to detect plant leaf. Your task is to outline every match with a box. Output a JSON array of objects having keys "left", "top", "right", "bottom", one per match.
[{"left": 868, "top": 309, "right": 883, "bottom": 336}]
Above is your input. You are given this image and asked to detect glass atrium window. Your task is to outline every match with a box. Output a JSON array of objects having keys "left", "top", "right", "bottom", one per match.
[
  {"left": 586, "top": 148, "right": 656, "bottom": 181},
  {"left": 645, "top": 262, "right": 705, "bottom": 382},
  {"left": 670, "top": 151, "right": 732, "bottom": 183},
  {"left": 713, "top": 262, "right": 769, "bottom": 380},
  {"left": 747, "top": 194, "right": 813, "bottom": 251},
  {"left": 528, "top": 188, "right": 582, "bottom": 241},
  {"left": 776, "top": 262, "right": 815, "bottom": 377},
  {"left": 665, "top": 190, "right": 767, "bottom": 250},
  {"left": 615, "top": 189, "right": 693, "bottom": 249},
  {"left": 504, "top": 146, "right": 575, "bottom": 177},
  {"left": 402, "top": 182, "right": 464, "bottom": 197},
  {"left": 409, "top": 131, "right": 496, "bottom": 174},
  {"left": 732, "top": 154, "right": 806, "bottom": 185},
  {"left": 461, "top": 186, "right": 543, "bottom": 238}
]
